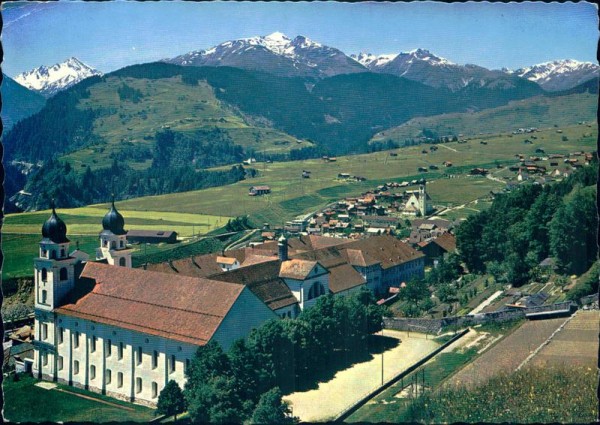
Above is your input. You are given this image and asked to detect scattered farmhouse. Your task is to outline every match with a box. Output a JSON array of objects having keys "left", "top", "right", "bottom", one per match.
[{"left": 248, "top": 185, "right": 271, "bottom": 196}]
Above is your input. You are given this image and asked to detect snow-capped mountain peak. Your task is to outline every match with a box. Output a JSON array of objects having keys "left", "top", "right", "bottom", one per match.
[
  {"left": 505, "top": 59, "right": 599, "bottom": 91},
  {"left": 166, "top": 32, "right": 366, "bottom": 78},
  {"left": 351, "top": 52, "right": 398, "bottom": 68},
  {"left": 15, "top": 57, "right": 102, "bottom": 97}
]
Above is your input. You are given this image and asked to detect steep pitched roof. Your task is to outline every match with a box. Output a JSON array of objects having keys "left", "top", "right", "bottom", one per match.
[
  {"left": 211, "top": 260, "right": 298, "bottom": 310},
  {"left": 279, "top": 259, "right": 319, "bottom": 280},
  {"left": 432, "top": 233, "right": 457, "bottom": 253},
  {"left": 56, "top": 262, "right": 244, "bottom": 346},
  {"left": 342, "top": 249, "right": 380, "bottom": 267},
  {"left": 328, "top": 264, "right": 366, "bottom": 293},
  {"left": 343, "top": 235, "right": 424, "bottom": 269}
]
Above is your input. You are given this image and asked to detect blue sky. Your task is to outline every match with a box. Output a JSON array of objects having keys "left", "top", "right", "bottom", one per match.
[{"left": 2, "top": 1, "right": 598, "bottom": 77}]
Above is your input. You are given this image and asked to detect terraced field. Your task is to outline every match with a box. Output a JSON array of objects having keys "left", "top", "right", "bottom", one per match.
[
  {"left": 530, "top": 311, "right": 598, "bottom": 367},
  {"left": 444, "top": 317, "right": 569, "bottom": 389}
]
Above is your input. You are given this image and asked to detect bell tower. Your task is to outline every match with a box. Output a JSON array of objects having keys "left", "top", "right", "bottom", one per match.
[
  {"left": 34, "top": 202, "right": 79, "bottom": 380},
  {"left": 96, "top": 197, "right": 132, "bottom": 267},
  {"left": 419, "top": 181, "right": 427, "bottom": 217},
  {"left": 34, "top": 201, "right": 79, "bottom": 311}
]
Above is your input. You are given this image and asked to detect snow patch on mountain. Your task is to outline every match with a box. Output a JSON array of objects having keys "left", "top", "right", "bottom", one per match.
[
  {"left": 504, "top": 59, "right": 599, "bottom": 91},
  {"left": 14, "top": 57, "right": 102, "bottom": 97}
]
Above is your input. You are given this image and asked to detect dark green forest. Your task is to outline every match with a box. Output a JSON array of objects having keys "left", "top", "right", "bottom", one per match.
[{"left": 456, "top": 161, "right": 598, "bottom": 285}]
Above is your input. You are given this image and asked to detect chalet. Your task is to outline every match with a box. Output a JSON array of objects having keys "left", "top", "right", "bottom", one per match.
[
  {"left": 418, "top": 233, "right": 457, "bottom": 265},
  {"left": 470, "top": 168, "right": 489, "bottom": 176},
  {"left": 249, "top": 185, "right": 271, "bottom": 196},
  {"left": 338, "top": 173, "right": 351, "bottom": 179},
  {"left": 126, "top": 230, "right": 178, "bottom": 244},
  {"left": 417, "top": 167, "right": 428, "bottom": 172},
  {"left": 216, "top": 256, "right": 240, "bottom": 272}
]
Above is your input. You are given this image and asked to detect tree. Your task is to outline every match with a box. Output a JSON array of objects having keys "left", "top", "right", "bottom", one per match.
[
  {"left": 156, "top": 380, "right": 185, "bottom": 420},
  {"left": 251, "top": 387, "right": 297, "bottom": 424},
  {"left": 400, "top": 278, "right": 430, "bottom": 310}
]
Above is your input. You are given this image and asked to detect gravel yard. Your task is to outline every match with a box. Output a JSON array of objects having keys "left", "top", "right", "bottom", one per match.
[{"left": 283, "top": 330, "right": 440, "bottom": 422}]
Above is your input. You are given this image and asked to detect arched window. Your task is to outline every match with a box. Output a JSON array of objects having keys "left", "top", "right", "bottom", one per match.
[
  {"left": 110, "top": 241, "right": 116, "bottom": 249},
  {"left": 119, "top": 257, "right": 126, "bottom": 267},
  {"left": 103, "top": 239, "right": 108, "bottom": 247},
  {"left": 41, "top": 268, "right": 48, "bottom": 282},
  {"left": 308, "top": 282, "right": 325, "bottom": 300},
  {"left": 50, "top": 250, "right": 56, "bottom": 259},
  {"left": 60, "top": 248, "right": 65, "bottom": 258},
  {"left": 59, "top": 267, "right": 68, "bottom": 281},
  {"left": 120, "top": 240, "right": 124, "bottom": 248}
]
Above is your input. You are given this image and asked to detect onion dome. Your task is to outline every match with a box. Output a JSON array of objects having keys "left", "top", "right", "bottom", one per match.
[
  {"left": 102, "top": 197, "right": 127, "bottom": 235},
  {"left": 42, "top": 201, "right": 70, "bottom": 243}
]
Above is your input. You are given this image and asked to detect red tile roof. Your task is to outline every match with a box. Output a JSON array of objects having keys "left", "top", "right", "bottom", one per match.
[
  {"left": 432, "top": 233, "right": 457, "bottom": 253},
  {"left": 328, "top": 264, "right": 366, "bottom": 293},
  {"left": 343, "top": 235, "right": 424, "bottom": 269},
  {"left": 279, "top": 259, "right": 319, "bottom": 280},
  {"left": 56, "top": 262, "right": 244, "bottom": 346}
]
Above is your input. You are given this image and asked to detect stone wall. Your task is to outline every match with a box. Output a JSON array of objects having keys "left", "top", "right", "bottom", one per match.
[{"left": 383, "top": 301, "right": 578, "bottom": 334}]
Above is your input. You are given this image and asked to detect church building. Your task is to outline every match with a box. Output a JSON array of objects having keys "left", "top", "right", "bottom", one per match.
[{"left": 33, "top": 203, "right": 276, "bottom": 406}]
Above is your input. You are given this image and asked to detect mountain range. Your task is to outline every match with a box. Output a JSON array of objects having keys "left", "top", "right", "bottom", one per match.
[
  {"left": 14, "top": 57, "right": 102, "bottom": 97},
  {"left": 12, "top": 33, "right": 598, "bottom": 97}
]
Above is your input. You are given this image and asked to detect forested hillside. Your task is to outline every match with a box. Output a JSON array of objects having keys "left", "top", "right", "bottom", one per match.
[{"left": 456, "top": 161, "right": 597, "bottom": 285}]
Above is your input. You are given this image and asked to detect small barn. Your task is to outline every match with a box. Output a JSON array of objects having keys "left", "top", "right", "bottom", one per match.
[
  {"left": 127, "top": 230, "right": 178, "bottom": 244},
  {"left": 249, "top": 185, "right": 271, "bottom": 196}
]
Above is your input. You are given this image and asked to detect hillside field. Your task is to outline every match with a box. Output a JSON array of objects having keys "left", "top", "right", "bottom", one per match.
[
  {"left": 371, "top": 92, "right": 597, "bottom": 144},
  {"left": 113, "top": 122, "right": 596, "bottom": 224},
  {"left": 2, "top": 207, "right": 231, "bottom": 279},
  {"left": 61, "top": 75, "right": 311, "bottom": 171}
]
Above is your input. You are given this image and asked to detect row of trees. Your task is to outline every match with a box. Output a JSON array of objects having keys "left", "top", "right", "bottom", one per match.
[
  {"left": 456, "top": 160, "right": 597, "bottom": 285},
  {"left": 157, "top": 290, "right": 385, "bottom": 423}
]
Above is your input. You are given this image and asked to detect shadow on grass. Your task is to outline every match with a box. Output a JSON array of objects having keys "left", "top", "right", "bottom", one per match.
[{"left": 288, "top": 334, "right": 400, "bottom": 393}]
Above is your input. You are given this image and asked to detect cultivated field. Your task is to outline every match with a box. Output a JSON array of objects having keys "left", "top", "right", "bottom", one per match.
[
  {"left": 444, "top": 317, "right": 569, "bottom": 389},
  {"left": 283, "top": 330, "right": 440, "bottom": 422},
  {"left": 2, "top": 206, "right": 231, "bottom": 279},
  {"left": 530, "top": 311, "right": 599, "bottom": 367}
]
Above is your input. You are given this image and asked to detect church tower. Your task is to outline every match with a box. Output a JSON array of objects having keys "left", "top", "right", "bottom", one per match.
[
  {"left": 278, "top": 234, "right": 289, "bottom": 261},
  {"left": 96, "top": 198, "right": 132, "bottom": 267},
  {"left": 34, "top": 202, "right": 79, "bottom": 380},
  {"left": 419, "top": 181, "right": 427, "bottom": 217},
  {"left": 34, "top": 202, "right": 79, "bottom": 311}
]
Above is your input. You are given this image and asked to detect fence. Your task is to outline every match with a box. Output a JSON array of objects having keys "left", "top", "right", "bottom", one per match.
[{"left": 334, "top": 329, "right": 469, "bottom": 422}]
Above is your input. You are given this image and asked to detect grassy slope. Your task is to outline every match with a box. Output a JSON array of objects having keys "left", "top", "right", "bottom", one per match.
[
  {"left": 113, "top": 122, "right": 596, "bottom": 224},
  {"left": 61, "top": 75, "right": 311, "bottom": 170},
  {"left": 3, "top": 374, "right": 154, "bottom": 423},
  {"left": 370, "top": 92, "right": 597, "bottom": 143}
]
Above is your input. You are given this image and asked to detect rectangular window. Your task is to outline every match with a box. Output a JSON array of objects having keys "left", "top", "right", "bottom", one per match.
[
  {"left": 42, "top": 353, "right": 48, "bottom": 366},
  {"left": 74, "top": 332, "right": 80, "bottom": 349},
  {"left": 152, "top": 382, "right": 158, "bottom": 399},
  {"left": 152, "top": 350, "right": 158, "bottom": 369},
  {"left": 41, "top": 323, "right": 48, "bottom": 340},
  {"left": 117, "top": 372, "right": 123, "bottom": 388},
  {"left": 74, "top": 360, "right": 80, "bottom": 375},
  {"left": 58, "top": 356, "right": 64, "bottom": 371},
  {"left": 118, "top": 342, "right": 124, "bottom": 360},
  {"left": 58, "top": 327, "right": 64, "bottom": 344},
  {"left": 90, "top": 365, "right": 96, "bottom": 380},
  {"left": 137, "top": 346, "right": 142, "bottom": 365},
  {"left": 136, "top": 377, "right": 142, "bottom": 394},
  {"left": 106, "top": 339, "right": 112, "bottom": 357},
  {"left": 91, "top": 336, "right": 97, "bottom": 352},
  {"left": 106, "top": 369, "right": 112, "bottom": 385},
  {"left": 170, "top": 355, "right": 176, "bottom": 373}
]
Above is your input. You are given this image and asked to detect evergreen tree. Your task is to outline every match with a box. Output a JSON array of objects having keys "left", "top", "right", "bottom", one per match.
[
  {"left": 156, "top": 380, "right": 185, "bottom": 420},
  {"left": 251, "top": 387, "right": 297, "bottom": 425}
]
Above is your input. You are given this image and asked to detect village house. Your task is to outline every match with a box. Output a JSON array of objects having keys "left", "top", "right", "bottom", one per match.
[{"left": 248, "top": 185, "right": 271, "bottom": 196}]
